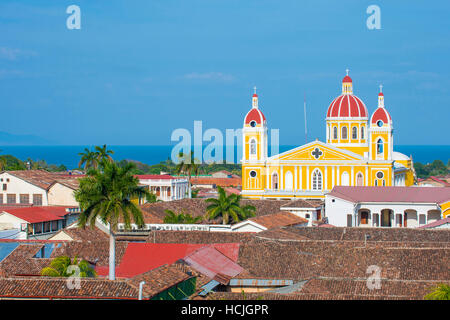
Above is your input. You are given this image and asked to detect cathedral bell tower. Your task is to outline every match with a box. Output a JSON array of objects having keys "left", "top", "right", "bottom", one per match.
[
  {"left": 241, "top": 87, "right": 268, "bottom": 191},
  {"left": 369, "top": 85, "right": 393, "bottom": 161},
  {"left": 242, "top": 87, "right": 268, "bottom": 162}
]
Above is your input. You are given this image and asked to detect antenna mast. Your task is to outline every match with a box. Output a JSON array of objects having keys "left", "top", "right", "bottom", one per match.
[{"left": 304, "top": 92, "right": 307, "bottom": 144}]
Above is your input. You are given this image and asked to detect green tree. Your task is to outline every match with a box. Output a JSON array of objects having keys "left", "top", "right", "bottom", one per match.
[
  {"left": 41, "top": 255, "right": 96, "bottom": 278},
  {"left": 146, "top": 191, "right": 161, "bottom": 203},
  {"left": 78, "top": 148, "right": 99, "bottom": 171},
  {"left": 424, "top": 284, "right": 450, "bottom": 300},
  {"left": 163, "top": 209, "right": 202, "bottom": 224},
  {"left": 74, "top": 160, "right": 150, "bottom": 280},
  {"left": 205, "top": 186, "right": 256, "bottom": 224},
  {"left": 176, "top": 152, "right": 200, "bottom": 198},
  {"left": 95, "top": 144, "right": 114, "bottom": 163},
  {"left": 191, "top": 188, "right": 199, "bottom": 199}
]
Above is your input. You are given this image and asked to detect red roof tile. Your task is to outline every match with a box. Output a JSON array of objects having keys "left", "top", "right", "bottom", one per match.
[
  {"left": 1, "top": 206, "right": 75, "bottom": 223},
  {"left": 249, "top": 211, "right": 308, "bottom": 229}
]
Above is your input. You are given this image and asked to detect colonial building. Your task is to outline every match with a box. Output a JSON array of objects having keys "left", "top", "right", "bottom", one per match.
[
  {"left": 135, "top": 174, "right": 189, "bottom": 202},
  {"left": 324, "top": 186, "right": 450, "bottom": 228},
  {"left": 241, "top": 72, "right": 415, "bottom": 199},
  {"left": 0, "top": 170, "right": 83, "bottom": 206}
]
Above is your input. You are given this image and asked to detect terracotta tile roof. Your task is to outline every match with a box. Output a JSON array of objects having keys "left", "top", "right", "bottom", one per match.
[
  {"left": 279, "top": 226, "right": 450, "bottom": 242},
  {"left": 248, "top": 212, "right": 308, "bottom": 229},
  {"left": 50, "top": 241, "right": 128, "bottom": 267},
  {"left": 208, "top": 279, "right": 449, "bottom": 300},
  {"left": 51, "top": 178, "right": 80, "bottom": 190},
  {"left": 55, "top": 227, "right": 109, "bottom": 241},
  {"left": 328, "top": 186, "right": 450, "bottom": 205},
  {"left": 0, "top": 262, "right": 196, "bottom": 300},
  {"left": 190, "top": 177, "right": 242, "bottom": 187},
  {"left": 140, "top": 198, "right": 287, "bottom": 224},
  {"left": 224, "top": 187, "right": 241, "bottom": 195},
  {"left": 417, "top": 217, "right": 450, "bottom": 229},
  {"left": 5, "top": 170, "right": 84, "bottom": 190},
  {"left": 145, "top": 230, "right": 254, "bottom": 244},
  {"left": 0, "top": 244, "right": 50, "bottom": 276},
  {"left": 0, "top": 276, "right": 139, "bottom": 299},
  {"left": 281, "top": 199, "right": 324, "bottom": 209},
  {"left": 236, "top": 239, "right": 450, "bottom": 282},
  {"left": 127, "top": 263, "right": 194, "bottom": 299}
]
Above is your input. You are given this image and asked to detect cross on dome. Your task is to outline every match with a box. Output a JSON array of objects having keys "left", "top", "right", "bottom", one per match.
[
  {"left": 346, "top": 68, "right": 349, "bottom": 76},
  {"left": 379, "top": 84, "right": 383, "bottom": 93},
  {"left": 253, "top": 86, "right": 257, "bottom": 94}
]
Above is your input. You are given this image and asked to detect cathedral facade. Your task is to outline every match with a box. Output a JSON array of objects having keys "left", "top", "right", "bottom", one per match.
[{"left": 241, "top": 72, "right": 415, "bottom": 200}]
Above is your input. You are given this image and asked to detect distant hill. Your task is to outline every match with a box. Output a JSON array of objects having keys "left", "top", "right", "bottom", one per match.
[{"left": 0, "top": 131, "right": 54, "bottom": 145}]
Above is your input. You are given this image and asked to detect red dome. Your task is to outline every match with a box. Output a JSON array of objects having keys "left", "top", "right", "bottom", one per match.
[
  {"left": 342, "top": 75, "right": 352, "bottom": 83},
  {"left": 244, "top": 108, "right": 266, "bottom": 125},
  {"left": 371, "top": 107, "right": 391, "bottom": 125},
  {"left": 327, "top": 94, "right": 368, "bottom": 118},
  {"left": 378, "top": 92, "right": 384, "bottom": 97}
]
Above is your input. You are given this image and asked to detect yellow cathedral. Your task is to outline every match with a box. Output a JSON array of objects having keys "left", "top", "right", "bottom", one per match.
[{"left": 241, "top": 72, "right": 415, "bottom": 199}]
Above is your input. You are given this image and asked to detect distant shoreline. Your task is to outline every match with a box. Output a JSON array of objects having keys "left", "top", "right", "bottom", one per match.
[{"left": 0, "top": 145, "right": 449, "bottom": 170}]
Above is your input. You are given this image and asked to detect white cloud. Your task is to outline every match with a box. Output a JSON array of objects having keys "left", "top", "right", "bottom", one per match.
[{"left": 0, "top": 47, "right": 37, "bottom": 60}]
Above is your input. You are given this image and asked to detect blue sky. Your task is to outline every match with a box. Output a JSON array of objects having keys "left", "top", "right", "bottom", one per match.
[{"left": 0, "top": 0, "right": 449, "bottom": 145}]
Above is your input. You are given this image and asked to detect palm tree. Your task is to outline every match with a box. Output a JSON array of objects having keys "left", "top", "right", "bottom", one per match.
[
  {"left": 205, "top": 186, "right": 256, "bottom": 224},
  {"left": 0, "top": 157, "right": 6, "bottom": 171},
  {"left": 78, "top": 148, "right": 99, "bottom": 170},
  {"left": 95, "top": 144, "right": 114, "bottom": 163},
  {"left": 74, "top": 160, "right": 150, "bottom": 280},
  {"left": 176, "top": 152, "right": 200, "bottom": 198},
  {"left": 163, "top": 209, "right": 202, "bottom": 224},
  {"left": 424, "top": 284, "right": 450, "bottom": 300},
  {"left": 41, "top": 256, "right": 96, "bottom": 278}
]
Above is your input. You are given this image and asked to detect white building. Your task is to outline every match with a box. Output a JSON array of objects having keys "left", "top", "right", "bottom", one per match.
[
  {"left": 325, "top": 186, "right": 450, "bottom": 228},
  {"left": 136, "top": 174, "right": 189, "bottom": 202},
  {"left": 0, "top": 170, "right": 82, "bottom": 207}
]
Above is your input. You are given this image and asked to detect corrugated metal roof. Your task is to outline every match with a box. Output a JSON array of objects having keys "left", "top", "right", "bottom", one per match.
[
  {"left": 184, "top": 246, "right": 243, "bottom": 284},
  {"left": 96, "top": 242, "right": 240, "bottom": 278}
]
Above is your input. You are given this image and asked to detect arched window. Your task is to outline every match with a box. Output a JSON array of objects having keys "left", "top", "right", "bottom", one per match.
[
  {"left": 333, "top": 127, "right": 338, "bottom": 139},
  {"left": 352, "top": 127, "right": 357, "bottom": 139},
  {"left": 250, "top": 139, "right": 256, "bottom": 155},
  {"left": 342, "top": 126, "right": 348, "bottom": 140},
  {"left": 167, "top": 187, "right": 171, "bottom": 197},
  {"left": 156, "top": 187, "right": 160, "bottom": 196},
  {"left": 377, "top": 139, "right": 384, "bottom": 154},
  {"left": 272, "top": 172, "right": 278, "bottom": 190},
  {"left": 312, "top": 169, "right": 322, "bottom": 190},
  {"left": 361, "top": 126, "right": 365, "bottom": 139},
  {"left": 356, "top": 172, "right": 364, "bottom": 186}
]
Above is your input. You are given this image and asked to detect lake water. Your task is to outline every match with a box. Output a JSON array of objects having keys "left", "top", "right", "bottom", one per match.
[{"left": 0, "top": 145, "right": 448, "bottom": 169}]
